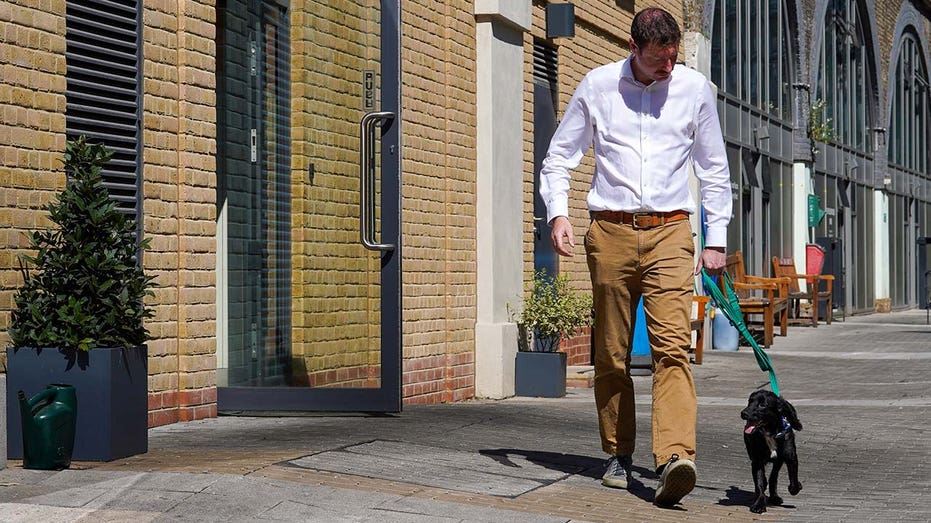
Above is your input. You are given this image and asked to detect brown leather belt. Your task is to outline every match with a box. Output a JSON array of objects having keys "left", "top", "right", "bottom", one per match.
[{"left": 591, "top": 210, "right": 690, "bottom": 229}]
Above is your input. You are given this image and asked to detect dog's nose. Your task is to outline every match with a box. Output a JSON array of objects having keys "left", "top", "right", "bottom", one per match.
[{"left": 740, "top": 409, "right": 749, "bottom": 420}]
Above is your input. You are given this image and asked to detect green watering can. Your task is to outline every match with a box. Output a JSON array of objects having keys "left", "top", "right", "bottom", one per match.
[{"left": 18, "top": 384, "right": 77, "bottom": 470}]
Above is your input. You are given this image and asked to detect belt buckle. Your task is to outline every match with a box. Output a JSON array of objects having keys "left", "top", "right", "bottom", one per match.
[{"left": 632, "top": 212, "right": 656, "bottom": 230}]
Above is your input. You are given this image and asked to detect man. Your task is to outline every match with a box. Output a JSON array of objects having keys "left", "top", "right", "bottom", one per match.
[{"left": 538, "top": 8, "right": 731, "bottom": 507}]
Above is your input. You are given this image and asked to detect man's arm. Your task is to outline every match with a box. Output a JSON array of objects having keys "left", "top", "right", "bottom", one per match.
[{"left": 539, "top": 76, "right": 594, "bottom": 257}]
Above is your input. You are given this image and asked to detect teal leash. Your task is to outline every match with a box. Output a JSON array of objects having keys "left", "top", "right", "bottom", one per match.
[{"left": 701, "top": 270, "right": 780, "bottom": 396}]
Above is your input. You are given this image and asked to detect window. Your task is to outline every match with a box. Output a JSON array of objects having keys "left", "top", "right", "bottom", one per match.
[
  {"left": 888, "top": 32, "right": 930, "bottom": 176},
  {"left": 816, "top": 0, "right": 872, "bottom": 152},
  {"left": 65, "top": 0, "right": 142, "bottom": 224},
  {"left": 711, "top": 0, "right": 793, "bottom": 121}
]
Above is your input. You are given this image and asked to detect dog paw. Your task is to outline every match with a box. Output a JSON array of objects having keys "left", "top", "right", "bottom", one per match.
[
  {"left": 750, "top": 502, "right": 768, "bottom": 514},
  {"left": 768, "top": 495, "right": 783, "bottom": 506},
  {"left": 788, "top": 483, "right": 802, "bottom": 496}
]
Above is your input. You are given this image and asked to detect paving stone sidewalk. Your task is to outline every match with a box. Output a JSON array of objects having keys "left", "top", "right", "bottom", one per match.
[{"left": 0, "top": 310, "right": 929, "bottom": 522}]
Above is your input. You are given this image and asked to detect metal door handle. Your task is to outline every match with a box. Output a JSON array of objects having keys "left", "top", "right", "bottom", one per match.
[
  {"left": 359, "top": 111, "right": 396, "bottom": 251},
  {"left": 533, "top": 216, "right": 546, "bottom": 239}
]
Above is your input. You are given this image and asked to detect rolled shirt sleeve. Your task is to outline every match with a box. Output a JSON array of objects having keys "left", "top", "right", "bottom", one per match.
[
  {"left": 538, "top": 76, "right": 594, "bottom": 224},
  {"left": 692, "top": 80, "right": 732, "bottom": 248}
]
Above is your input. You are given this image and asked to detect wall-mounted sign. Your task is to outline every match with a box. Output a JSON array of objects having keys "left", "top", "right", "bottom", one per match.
[
  {"left": 808, "top": 193, "right": 825, "bottom": 227},
  {"left": 363, "top": 70, "right": 376, "bottom": 110}
]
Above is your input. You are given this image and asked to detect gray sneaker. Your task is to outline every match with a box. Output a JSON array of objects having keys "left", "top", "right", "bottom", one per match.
[
  {"left": 654, "top": 454, "right": 697, "bottom": 507},
  {"left": 601, "top": 455, "right": 632, "bottom": 489}
]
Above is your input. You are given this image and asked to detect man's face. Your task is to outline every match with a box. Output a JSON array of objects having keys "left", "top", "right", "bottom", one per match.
[{"left": 630, "top": 40, "right": 678, "bottom": 84}]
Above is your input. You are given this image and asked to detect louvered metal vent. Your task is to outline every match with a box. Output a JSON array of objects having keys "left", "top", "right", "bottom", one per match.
[
  {"left": 533, "top": 39, "right": 558, "bottom": 86},
  {"left": 66, "top": 0, "right": 142, "bottom": 220}
]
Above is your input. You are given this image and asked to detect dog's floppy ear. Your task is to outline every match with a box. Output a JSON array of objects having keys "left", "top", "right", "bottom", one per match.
[{"left": 778, "top": 396, "right": 802, "bottom": 431}]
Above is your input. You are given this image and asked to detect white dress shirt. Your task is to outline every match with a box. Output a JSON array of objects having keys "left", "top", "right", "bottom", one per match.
[{"left": 539, "top": 58, "right": 732, "bottom": 247}]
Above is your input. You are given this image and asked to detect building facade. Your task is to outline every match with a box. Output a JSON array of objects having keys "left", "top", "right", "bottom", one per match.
[
  {"left": 702, "top": 0, "right": 931, "bottom": 315},
  {"left": 0, "top": 0, "right": 929, "bottom": 423}
]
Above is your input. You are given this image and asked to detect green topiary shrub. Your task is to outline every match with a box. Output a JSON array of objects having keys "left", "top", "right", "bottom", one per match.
[
  {"left": 8, "top": 137, "right": 156, "bottom": 352},
  {"left": 511, "top": 269, "right": 593, "bottom": 353}
]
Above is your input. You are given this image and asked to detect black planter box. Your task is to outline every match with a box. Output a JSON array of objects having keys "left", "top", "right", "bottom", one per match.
[
  {"left": 7, "top": 346, "right": 148, "bottom": 461},
  {"left": 515, "top": 351, "right": 567, "bottom": 398}
]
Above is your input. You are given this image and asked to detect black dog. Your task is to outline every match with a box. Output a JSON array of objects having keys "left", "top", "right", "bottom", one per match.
[{"left": 740, "top": 389, "right": 803, "bottom": 513}]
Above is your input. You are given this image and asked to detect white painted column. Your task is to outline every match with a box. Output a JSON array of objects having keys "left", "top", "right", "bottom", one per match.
[
  {"left": 473, "top": 1, "right": 530, "bottom": 399},
  {"left": 874, "top": 190, "right": 890, "bottom": 306},
  {"left": 792, "top": 163, "right": 810, "bottom": 279}
]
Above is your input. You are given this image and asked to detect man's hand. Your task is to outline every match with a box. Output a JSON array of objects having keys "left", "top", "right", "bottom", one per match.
[
  {"left": 695, "top": 246, "right": 726, "bottom": 275},
  {"left": 550, "top": 216, "right": 575, "bottom": 257}
]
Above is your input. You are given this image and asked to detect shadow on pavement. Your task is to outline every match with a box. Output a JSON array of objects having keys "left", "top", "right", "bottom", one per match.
[
  {"left": 479, "top": 448, "right": 604, "bottom": 478},
  {"left": 717, "top": 485, "right": 758, "bottom": 508},
  {"left": 717, "top": 485, "right": 800, "bottom": 514},
  {"left": 478, "top": 449, "right": 660, "bottom": 503}
]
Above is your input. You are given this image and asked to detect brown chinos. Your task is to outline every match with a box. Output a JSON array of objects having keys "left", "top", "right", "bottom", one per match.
[{"left": 585, "top": 214, "right": 697, "bottom": 469}]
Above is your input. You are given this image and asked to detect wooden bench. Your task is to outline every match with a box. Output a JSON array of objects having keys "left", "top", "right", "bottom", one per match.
[
  {"left": 722, "top": 251, "right": 790, "bottom": 348},
  {"left": 690, "top": 295, "right": 710, "bottom": 364},
  {"left": 772, "top": 256, "right": 834, "bottom": 326}
]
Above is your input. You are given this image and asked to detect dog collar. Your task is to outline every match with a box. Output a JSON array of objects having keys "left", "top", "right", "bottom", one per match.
[{"left": 774, "top": 416, "right": 793, "bottom": 439}]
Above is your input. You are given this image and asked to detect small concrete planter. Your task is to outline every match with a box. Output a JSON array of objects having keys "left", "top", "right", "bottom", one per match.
[
  {"left": 514, "top": 351, "right": 567, "bottom": 398},
  {"left": 6, "top": 346, "right": 148, "bottom": 462}
]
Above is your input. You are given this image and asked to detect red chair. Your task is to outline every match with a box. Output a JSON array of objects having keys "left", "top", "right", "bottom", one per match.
[{"left": 806, "top": 244, "right": 826, "bottom": 284}]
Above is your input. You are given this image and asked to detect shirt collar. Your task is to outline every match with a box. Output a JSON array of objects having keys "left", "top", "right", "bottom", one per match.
[
  {"left": 621, "top": 56, "right": 673, "bottom": 88},
  {"left": 620, "top": 57, "right": 637, "bottom": 83}
]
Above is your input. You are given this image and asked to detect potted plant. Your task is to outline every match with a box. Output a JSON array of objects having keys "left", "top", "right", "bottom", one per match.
[
  {"left": 6, "top": 137, "right": 155, "bottom": 461},
  {"left": 511, "top": 269, "right": 593, "bottom": 397}
]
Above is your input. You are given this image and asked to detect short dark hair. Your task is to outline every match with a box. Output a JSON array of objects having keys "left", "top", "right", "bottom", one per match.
[{"left": 631, "top": 7, "right": 681, "bottom": 49}]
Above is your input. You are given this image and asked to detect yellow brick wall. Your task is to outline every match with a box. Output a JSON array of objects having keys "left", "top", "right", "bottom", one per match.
[
  {"left": 0, "top": 0, "right": 219, "bottom": 424},
  {"left": 399, "top": 0, "right": 477, "bottom": 403},
  {"left": 142, "top": 0, "right": 218, "bottom": 426},
  {"left": 0, "top": 0, "right": 68, "bottom": 353},
  {"left": 281, "top": 0, "right": 478, "bottom": 401},
  {"left": 288, "top": 1, "right": 384, "bottom": 389}
]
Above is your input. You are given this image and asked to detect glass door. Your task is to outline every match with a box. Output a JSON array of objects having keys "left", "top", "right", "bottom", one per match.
[{"left": 216, "top": 0, "right": 401, "bottom": 412}]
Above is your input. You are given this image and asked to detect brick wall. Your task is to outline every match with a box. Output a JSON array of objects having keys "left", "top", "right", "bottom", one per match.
[
  {"left": 0, "top": 0, "right": 68, "bottom": 354},
  {"left": 399, "top": 0, "right": 477, "bottom": 404},
  {"left": 563, "top": 327, "right": 592, "bottom": 366},
  {"left": 142, "top": 0, "right": 218, "bottom": 427},
  {"left": 288, "top": 2, "right": 386, "bottom": 390},
  {"left": 0, "top": 0, "right": 219, "bottom": 426},
  {"left": 877, "top": 1, "right": 897, "bottom": 92}
]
